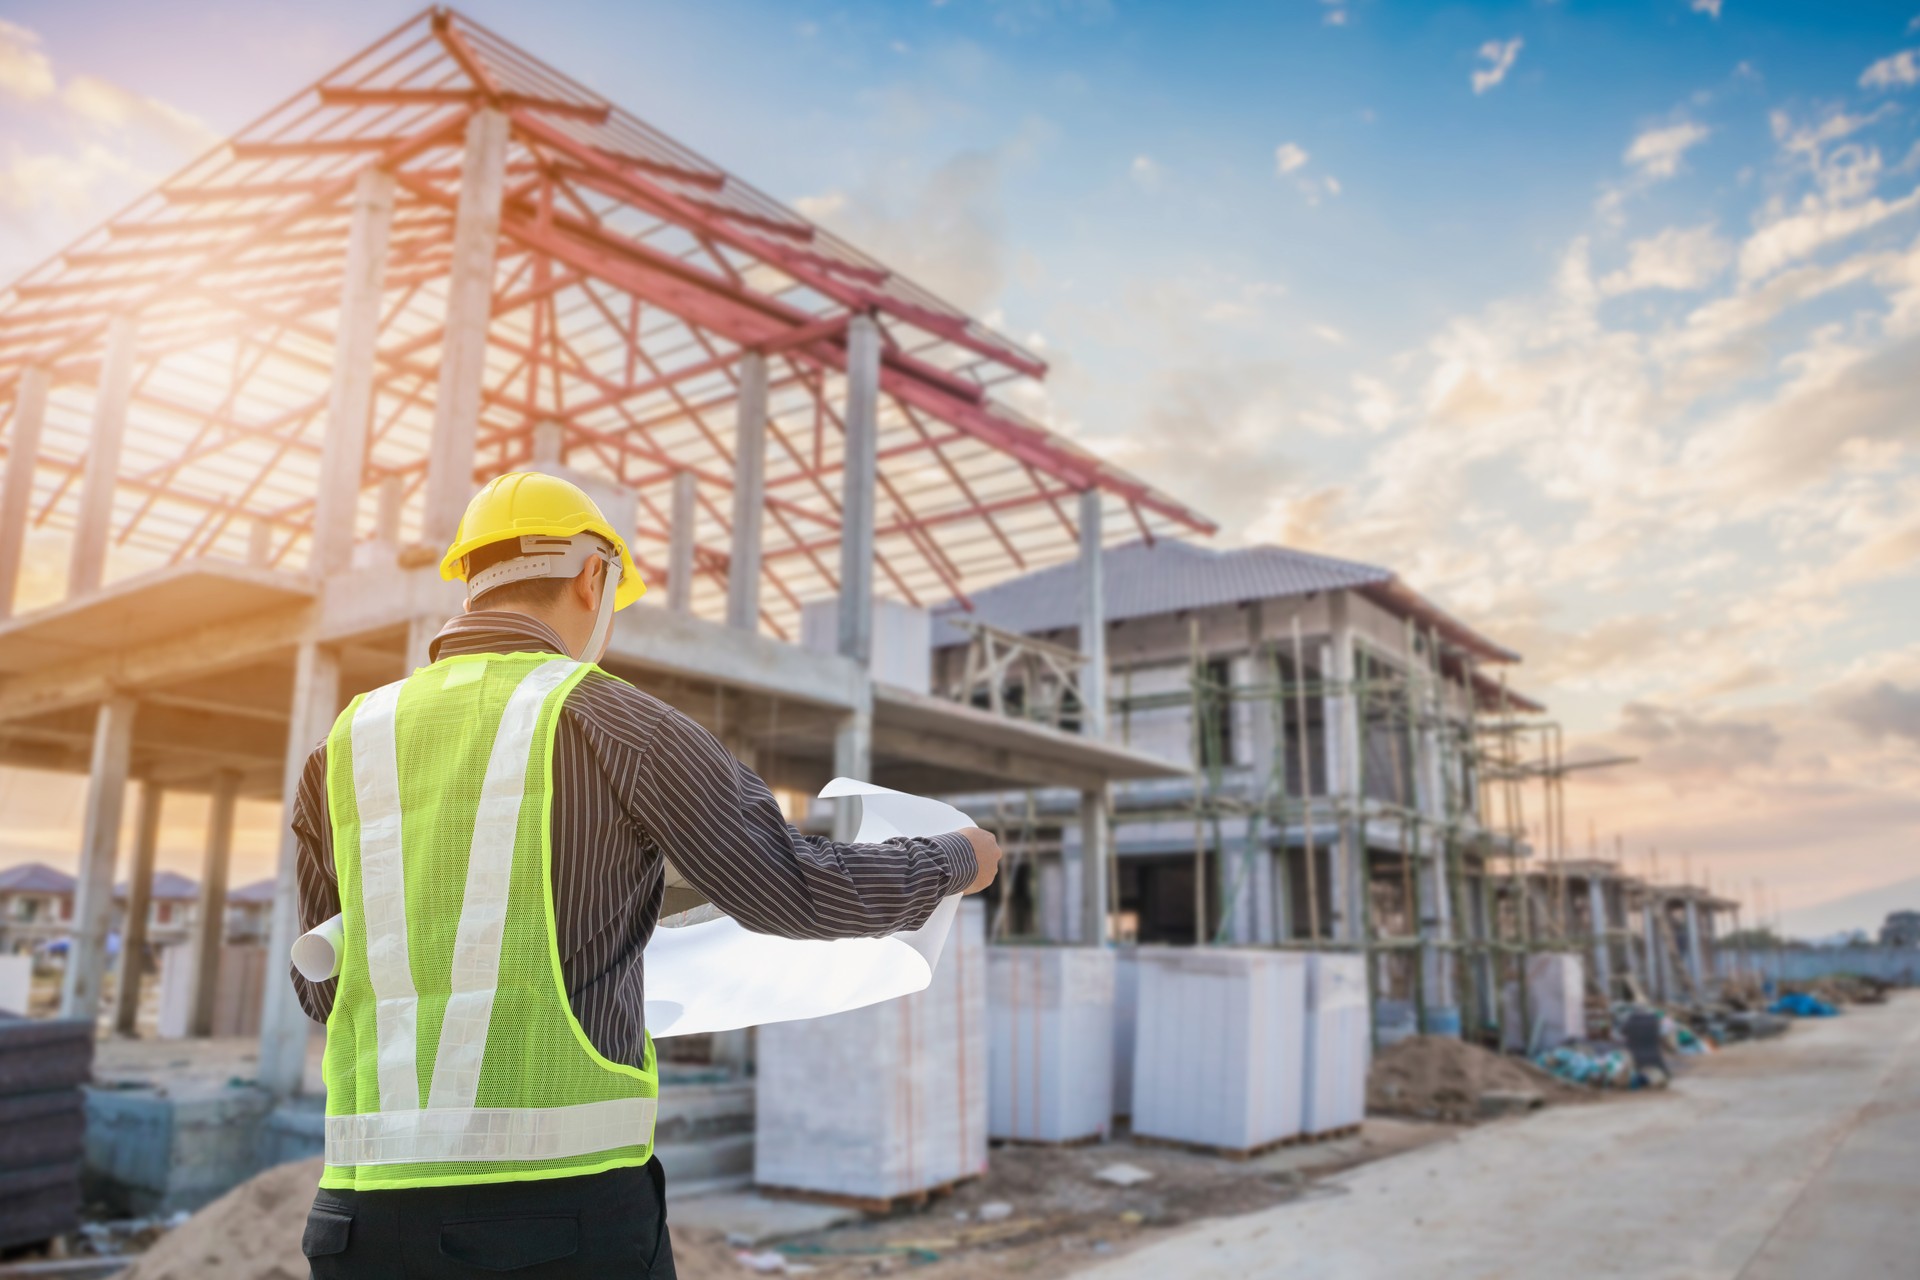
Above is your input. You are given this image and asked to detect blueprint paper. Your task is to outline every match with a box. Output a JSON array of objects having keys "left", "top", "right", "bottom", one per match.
[
  {"left": 643, "top": 778, "right": 970, "bottom": 1037},
  {"left": 290, "top": 779, "right": 973, "bottom": 1036}
]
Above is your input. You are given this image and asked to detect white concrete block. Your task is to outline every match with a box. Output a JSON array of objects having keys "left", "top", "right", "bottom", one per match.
[
  {"left": 1131, "top": 948, "right": 1306, "bottom": 1152},
  {"left": 1303, "top": 953, "right": 1369, "bottom": 1134},
  {"left": 987, "top": 946, "right": 1114, "bottom": 1143},
  {"left": 755, "top": 901, "right": 987, "bottom": 1201}
]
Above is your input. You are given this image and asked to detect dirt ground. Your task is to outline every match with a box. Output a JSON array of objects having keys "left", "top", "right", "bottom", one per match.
[{"left": 673, "top": 1119, "right": 1458, "bottom": 1279}]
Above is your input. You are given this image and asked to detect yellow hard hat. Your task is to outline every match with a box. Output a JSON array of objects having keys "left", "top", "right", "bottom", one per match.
[{"left": 439, "top": 472, "right": 647, "bottom": 610}]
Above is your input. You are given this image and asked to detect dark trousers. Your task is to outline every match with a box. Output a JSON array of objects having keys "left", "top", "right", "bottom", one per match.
[{"left": 303, "top": 1158, "right": 675, "bottom": 1278}]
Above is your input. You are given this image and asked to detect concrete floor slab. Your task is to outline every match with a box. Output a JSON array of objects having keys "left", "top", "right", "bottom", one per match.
[
  {"left": 669, "top": 1191, "right": 862, "bottom": 1246},
  {"left": 1072, "top": 994, "right": 1920, "bottom": 1279}
]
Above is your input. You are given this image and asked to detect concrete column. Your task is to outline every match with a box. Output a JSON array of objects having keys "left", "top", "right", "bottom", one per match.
[
  {"left": 60, "top": 695, "right": 136, "bottom": 1021},
  {"left": 259, "top": 641, "right": 340, "bottom": 1095},
  {"left": 836, "top": 314, "right": 880, "bottom": 666},
  {"left": 311, "top": 168, "right": 396, "bottom": 576},
  {"left": 1642, "top": 903, "right": 1664, "bottom": 1002},
  {"left": 405, "top": 616, "right": 439, "bottom": 672},
  {"left": 111, "top": 780, "right": 164, "bottom": 1036},
  {"left": 422, "top": 108, "right": 510, "bottom": 548},
  {"left": 1077, "top": 489, "right": 1107, "bottom": 737},
  {"left": 1322, "top": 603, "right": 1361, "bottom": 942},
  {"left": 726, "top": 352, "right": 769, "bottom": 632},
  {"left": 1588, "top": 877, "right": 1614, "bottom": 999},
  {"left": 830, "top": 707, "right": 872, "bottom": 843},
  {"left": 374, "top": 475, "right": 405, "bottom": 546},
  {"left": 666, "top": 469, "right": 696, "bottom": 614},
  {"left": 1684, "top": 897, "right": 1706, "bottom": 991},
  {"left": 188, "top": 769, "right": 241, "bottom": 1038},
  {"left": 69, "top": 315, "right": 138, "bottom": 597},
  {"left": 1080, "top": 790, "right": 1109, "bottom": 947},
  {"left": 0, "top": 365, "right": 50, "bottom": 619}
]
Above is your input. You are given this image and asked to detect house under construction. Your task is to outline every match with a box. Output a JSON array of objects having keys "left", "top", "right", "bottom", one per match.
[
  {"left": 930, "top": 538, "right": 1739, "bottom": 1044},
  {"left": 0, "top": 7, "right": 1209, "bottom": 1103}
]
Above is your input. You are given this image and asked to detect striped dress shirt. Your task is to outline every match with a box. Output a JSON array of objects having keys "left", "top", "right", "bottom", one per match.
[{"left": 291, "top": 610, "right": 977, "bottom": 1070}]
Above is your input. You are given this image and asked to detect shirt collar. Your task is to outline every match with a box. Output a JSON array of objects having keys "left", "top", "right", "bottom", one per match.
[{"left": 428, "top": 610, "right": 572, "bottom": 663}]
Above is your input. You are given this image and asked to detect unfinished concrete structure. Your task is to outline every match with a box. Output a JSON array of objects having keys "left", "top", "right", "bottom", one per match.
[
  {"left": 932, "top": 538, "right": 1550, "bottom": 1041},
  {"left": 0, "top": 6, "right": 1208, "bottom": 1126}
]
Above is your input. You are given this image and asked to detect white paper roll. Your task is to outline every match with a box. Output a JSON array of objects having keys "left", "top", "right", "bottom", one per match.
[
  {"left": 287, "top": 779, "right": 974, "bottom": 1036},
  {"left": 292, "top": 912, "right": 344, "bottom": 982}
]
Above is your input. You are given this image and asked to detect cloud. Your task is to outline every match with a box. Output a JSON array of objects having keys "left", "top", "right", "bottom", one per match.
[
  {"left": 1274, "top": 142, "right": 1310, "bottom": 175},
  {"left": 1600, "top": 223, "right": 1733, "bottom": 295},
  {"left": 1616, "top": 701, "right": 1784, "bottom": 779},
  {"left": 62, "top": 74, "right": 217, "bottom": 153},
  {"left": 0, "top": 20, "right": 53, "bottom": 101},
  {"left": 1737, "top": 183, "right": 1920, "bottom": 281},
  {"left": 1690, "top": 0, "right": 1723, "bottom": 16},
  {"left": 980, "top": 0, "right": 1113, "bottom": 34},
  {"left": 1832, "top": 680, "right": 1920, "bottom": 744},
  {"left": 1624, "top": 120, "right": 1711, "bottom": 180},
  {"left": 795, "top": 150, "right": 1008, "bottom": 315},
  {"left": 1129, "top": 154, "right": 1161, "bottom": 189},
  {"left": 1472, "top": 38, "right": 1523, "bottom": 95},
  {"left": 0, "top": 143, "right": 145, "bottom": 219},
  {"left": 1860, "top": 49, "right": 1919, "bottom": 91}
]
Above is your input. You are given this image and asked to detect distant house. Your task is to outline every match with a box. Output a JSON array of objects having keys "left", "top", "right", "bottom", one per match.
[
  {"left": 0, "top": 862, "right": 77, "bottom": 954},
  {"left": 225, "top": 879, "right": 278, "bottom": 943},
  {"left": 1882, "top": 910, "right": 1920, "bottom": 949},
  {"left": 117, "top": 870, "right": 201, "bottom": 945}
]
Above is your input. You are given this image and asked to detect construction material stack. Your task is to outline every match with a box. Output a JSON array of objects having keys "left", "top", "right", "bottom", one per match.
[
  {"left": 1130, "top": 948, "right": 1306, "bottom": 1154},
  {"left": 1507, "top": 953, "right": 1586, "bottom": 1051},
  {"left": 1302, "top": 953, "right": 1369, "bottom": 1135},
  {"left": 756, "top": 901, "right": 988, "bottom": 1205},
  {"left": 0, "top": 1014, "right": 92, "bottom": 1251},
  {"left": 988, "top": 946, "right": 1114, "bottom": 1143}
]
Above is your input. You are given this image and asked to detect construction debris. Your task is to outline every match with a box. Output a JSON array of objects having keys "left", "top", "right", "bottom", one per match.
[
  {"left": 1092, "top": 1163, "right": 1154, "bottom": 1188},
  {"left": 1367, "top": 1036, "right": 1588, "bottom": 1123}
]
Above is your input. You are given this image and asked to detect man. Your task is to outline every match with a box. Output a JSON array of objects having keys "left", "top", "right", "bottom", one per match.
[{"left": 291, "top": 472, "right": 1002, "bottom": 1278}]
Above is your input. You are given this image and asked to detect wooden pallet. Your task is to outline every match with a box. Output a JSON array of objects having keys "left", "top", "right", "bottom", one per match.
[
  {"left": 1131, "top": 1123, "right": 1362, "bottom": 1160},
  {"left": 758, "top": 1173, "right": 980, "bottom": 1216},
  {"left": 989, "top": 1131, "right": 1105, "bottom": 1150}
]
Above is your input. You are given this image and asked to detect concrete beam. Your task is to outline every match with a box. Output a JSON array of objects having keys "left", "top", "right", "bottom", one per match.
[
  {"left": 0, "top": 365, "right": 49, "bottom": 620},
  {"left": 258, "top": 641, "right": 340, "bottom": 1096},
  {"left": 603, "top": 604, "right": 865, "bottom": 713},
  {"left": 869, "top": 722, "right": 1108, "bottom": 795},
  {"left": 188, "top": 768, "right": 241, "bottom": 1038},
  {"left": 310, "top": 168, "right": 397, "bottom": 576},
  {"left": 69, "top": 315, "right": 138, "bottom": 598},
  {"left": 60, "top": 694, "right": 136, "bottom": 1021},
  {"left": 0, "top": 601, "right": 313, "bottom": 723},
  {"left": 725, "top": 351, "right": 769, "bottom": 632},
  {"left": 111, "top": 780, "right": 164, "bottom": 1036},
  {"left": 421, "top": 108, "right": 510, "bottom": 548},
  {"left": 666, "top": 469, "right": 696, "bottom": 614},
  {"left": 836, "top": 314, "right": 879, "bottom": 666}
]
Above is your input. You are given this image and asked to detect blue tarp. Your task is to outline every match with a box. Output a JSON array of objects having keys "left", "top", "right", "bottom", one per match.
[{"left": 1770, "top": 992, "right": 1837, "bottom": 1018}]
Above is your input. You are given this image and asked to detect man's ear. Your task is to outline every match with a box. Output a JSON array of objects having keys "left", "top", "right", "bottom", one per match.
[{"left": 574, "top": 557, "right": 603, "bottom": 609}]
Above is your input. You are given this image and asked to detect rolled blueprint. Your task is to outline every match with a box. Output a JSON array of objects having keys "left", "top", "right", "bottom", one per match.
[
  {"left": 291, "top": 912, "right": 345, "bottom": 982},
  {"left": 287, "top": 778, "right": 972, "bottom": 1035}
]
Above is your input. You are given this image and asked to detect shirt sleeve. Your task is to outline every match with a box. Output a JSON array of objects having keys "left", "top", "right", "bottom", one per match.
[
  {"left": 289, "top": 740, "right": 338, "bottom": 1025},
  {"left": 618, "top": 706, "right": 977, "bottom": 940}
]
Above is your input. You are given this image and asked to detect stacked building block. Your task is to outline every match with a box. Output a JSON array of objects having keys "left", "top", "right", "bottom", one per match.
[
  {"left": 1302, "top": 953, "right": 1369, "bottom": 1134},
  {"left": 987, "top": 946, "right": 1114, "bottom": 1143}
]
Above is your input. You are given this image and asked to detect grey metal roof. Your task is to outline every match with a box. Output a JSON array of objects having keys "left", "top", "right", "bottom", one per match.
[
  {"left": 115, "top": 870, "right": 199, "bottom": 901},
  {"left": 0, "top": 861, "right": 76, "bottom": 894},
  {"left": 932, "top": 539, "right": 1392, "bottom": 647},
  {"left": 227, "top": 879, "right": 278, "bottom": 904}
]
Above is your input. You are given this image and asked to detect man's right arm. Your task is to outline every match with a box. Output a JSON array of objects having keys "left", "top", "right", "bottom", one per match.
[
  {"left": 618, "top": 701, "right": 995, "bottom": 940},
  {"left": 289, "top": 742, "right": 338, "bottom": 1025}
]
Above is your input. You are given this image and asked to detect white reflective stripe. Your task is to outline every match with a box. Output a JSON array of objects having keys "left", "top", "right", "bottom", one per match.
[
  {"left": 325, "top": 1096, "right": 657, "bottom": 1168},
  {"left": 348, "top": 681, "right": 420, "bottom": 1113},
  {"left": 425, "top": 659, "right": 580, "bottom": 1112}
]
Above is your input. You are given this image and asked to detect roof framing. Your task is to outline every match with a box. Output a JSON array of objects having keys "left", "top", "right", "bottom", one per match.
[{"left": 0, "top": 6, "right": 1213, "bottom": 637}]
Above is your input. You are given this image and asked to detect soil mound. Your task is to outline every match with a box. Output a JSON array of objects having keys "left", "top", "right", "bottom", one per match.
[
  {"left": 1367, "top": 1035, "right": 1585, "bottom": 1122},
  {"left": 117, "top": 1157, "right": 738, "bottom": 1280}
]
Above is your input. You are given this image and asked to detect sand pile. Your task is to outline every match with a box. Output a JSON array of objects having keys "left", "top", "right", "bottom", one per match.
[
  {"left": 1367, "top": 1035, "right": 1584, "bottom": 1122},
  {"left": 119, "top": 1157, "right": 318, "bottom": 1280},
  {"left": 118, "top": 1157, "right": 738, "bottom": 1280}
]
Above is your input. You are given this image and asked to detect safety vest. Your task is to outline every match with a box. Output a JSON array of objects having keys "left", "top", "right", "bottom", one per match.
[{"left": 319, "top": 652, "right": 658, "bottom": 1191}]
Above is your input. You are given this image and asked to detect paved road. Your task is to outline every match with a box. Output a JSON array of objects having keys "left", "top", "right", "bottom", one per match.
[{"left": 1077, "top": 993, "right": 1920, "bottom": 1279}]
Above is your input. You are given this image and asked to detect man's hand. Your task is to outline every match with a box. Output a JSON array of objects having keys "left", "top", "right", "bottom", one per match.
[{"left": 959, "top": 827, "right": 1004, "bottom": 894}]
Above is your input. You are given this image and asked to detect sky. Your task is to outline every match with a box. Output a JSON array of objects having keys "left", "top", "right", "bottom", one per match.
[{"left": 0, "top": 0, "right": 1916, "bottom": 933}]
